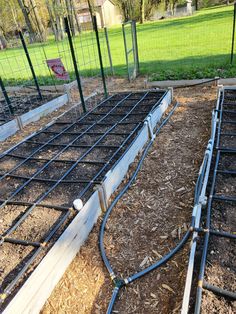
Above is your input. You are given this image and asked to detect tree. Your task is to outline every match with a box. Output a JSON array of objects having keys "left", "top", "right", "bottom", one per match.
[
  {"left": 17, "top": 0, "right": 35, "bottom": 42},
  {"left": 29, "top": 0, "right": 47, "bottom": 41},
  {"left": 52, "top": 0, "right": 65, "bottom": 41},
  {"left": 140, "top": 0, "right": 145, "bottom": 23},
  {"left": 115, "top": 0, "right": 162, "bottom": 22},
  {"left": 46, "top": 0, "right": 57, "bottom": 37},
  {"left": 71, "top": 0, "right": 81, "bottom": 33},
  {"left": 16, "top": 0, "right": 47, "bottom": 42}
]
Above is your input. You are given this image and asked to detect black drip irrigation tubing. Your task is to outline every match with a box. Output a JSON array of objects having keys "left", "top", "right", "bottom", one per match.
[
  {"left": 99, "top": 101, "right": 198, "bottom": 313},
  {"left": 0, "top": 90, "right": 168, "bottom": 304}
]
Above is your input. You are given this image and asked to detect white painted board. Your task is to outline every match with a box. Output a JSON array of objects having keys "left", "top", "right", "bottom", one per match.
[
  {"left": 0, "top": 119, "right": 19, "bottom": 142},
  {"left": 20, "top": 94, "right": 68, "bottom": 126},
  {"left": 3, "top": 191, "right": 101, "bottom": 314}
]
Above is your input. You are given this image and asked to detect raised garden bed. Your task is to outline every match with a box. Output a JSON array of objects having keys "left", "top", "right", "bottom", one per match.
[
  {"left": 0, "top": 89, "right": 172, "bottom": 313},
  {"left": 0, "top": 92, "right": 68, "bottom": 141}
]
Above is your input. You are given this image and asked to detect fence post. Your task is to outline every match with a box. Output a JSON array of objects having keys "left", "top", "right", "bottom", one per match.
[
  {"left": 18, "top": 31, "right": 42, "bottom": 100},
  {"left": 132, "top": 21, "right": 140, "bottom": 75},
  {"left": 92, "top": 15, "right": 108, "bottom": 98},
  {"left": 122, "top": 23, "right": 130, "bottom": 81},
  {"left": 104, "top": 27, "right": 114, "bottom": 75},
  {"left": 0, "top": 77, "right": 14, "bottom": 115},
  {"left": 231, "top": 2, "right": 236, "bottom": 64},
  {"left": 64, "top": 17, "right": 86, "bottom": 113}
]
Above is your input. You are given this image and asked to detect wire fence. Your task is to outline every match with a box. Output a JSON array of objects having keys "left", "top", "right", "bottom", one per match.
[
  {"left": 0, "top": 31, "right": 61, "bottom": 125},
  {"left": 0, "top": 0, "right": 116, "bottom": 125},
  {"left": 1, "top": 2, "right": 236, "bottom": 122},
  {"left": 137, "top": 4, "right": 236, "bottom": 80}
]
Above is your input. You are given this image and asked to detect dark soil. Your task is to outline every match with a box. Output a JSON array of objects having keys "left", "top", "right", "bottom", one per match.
[
  {"left": 0, "top": 90, "right": 166, "bottom": 310},
  {"left": 0, "top": 93, "right": 60, "bottom": 125}
]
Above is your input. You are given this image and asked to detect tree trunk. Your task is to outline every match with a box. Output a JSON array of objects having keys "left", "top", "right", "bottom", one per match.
[
  {"left": 46, "top": 0, "right": 55, "bottom": 33},
  {"left": 65, "top": 0, "right": 76, "bottom": 36},
  {"left": 0, "top": 30, "right": 7, "bottom": 49},
  {"left": 172, "top": 0, "right": 177, "bottom": 15},
  {"left": 164, "top": 0, "right": 169, "bottom": 12},
  {"left": 71, "top": 0, "right": 81, "bottom": 33},
  {"left": 46, "top": 0, "right": 57, "bottom": 40},
  {"left": 140, "top": 0, "right": 145, "bottom": 24},
  {"left": 195, "top": 0, "right": 198, "bottom": 11},
  {"left": 29, "top": 0, "right": 47, "bottom": 41},
  {"left": 53, "top": 0, "right": 64, "bottom": 41},
  {"left": 17, "top": 0, "right": 35, "bottom": 43}
]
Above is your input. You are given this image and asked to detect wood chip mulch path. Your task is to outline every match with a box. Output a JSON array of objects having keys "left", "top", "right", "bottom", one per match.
[{"left": 41, "top": 85, "right": 217, "bottom": 314}]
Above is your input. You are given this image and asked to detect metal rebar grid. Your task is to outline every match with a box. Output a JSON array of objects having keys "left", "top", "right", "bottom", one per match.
[
  {"left": 0, "top": 90, "right": 167, "bottom": 306},
  {"left": 193, "top": 88, "right": 236, "bottom": 313}
]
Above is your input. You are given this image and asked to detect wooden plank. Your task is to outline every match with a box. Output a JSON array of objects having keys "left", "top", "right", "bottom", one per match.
[
  {"left": 3, "top": 191, "right": 101, "bottom": 314},
  {"left": 20, "top": 94, "right": 68, "bottom": 126},
  {"left": 0, "top": 119, "right": 19, "bottom": 142}
]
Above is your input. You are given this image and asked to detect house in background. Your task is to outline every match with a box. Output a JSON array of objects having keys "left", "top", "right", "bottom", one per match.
[{"left": 77, "top": 0, "right": 121, "bottom": 29}]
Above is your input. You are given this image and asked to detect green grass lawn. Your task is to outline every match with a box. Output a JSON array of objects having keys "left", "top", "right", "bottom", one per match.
[{"left": 1, "top": 4, "right": 236, "bottom": 86}]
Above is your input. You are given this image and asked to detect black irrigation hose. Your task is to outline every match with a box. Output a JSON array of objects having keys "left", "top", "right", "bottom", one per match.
[
  {"left": 174, "top": 77, "right": 219, "bottom": 89},
  {"left": 98, "top": 101, "right": 197, "bottom": 313},
  {"left": 203, "top": 282, "right": 236, "bottom": 300}
]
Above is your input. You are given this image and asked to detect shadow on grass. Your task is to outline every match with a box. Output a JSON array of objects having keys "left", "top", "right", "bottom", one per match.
[
  {"left": 3, "top": 52, "right": 236, "bottom": 86},
  {"left": 136, "top": 5, "right": 233, "bottom": 34}
]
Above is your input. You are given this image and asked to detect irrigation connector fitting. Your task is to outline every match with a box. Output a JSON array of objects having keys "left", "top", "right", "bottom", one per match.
[
  {"left": 199, "top": 195, "right": 208, "bottom": 207},
  {"left": 112, "top": 277, "right": 125, "bottom": 289},
  {"left": 198, "top": 280, "right": 203, "bottom": 288}
]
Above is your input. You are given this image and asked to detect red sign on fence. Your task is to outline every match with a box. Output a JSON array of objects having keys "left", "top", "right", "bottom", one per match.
[{"left": 46, "top": 58, "right": 69, "bottom": 81}]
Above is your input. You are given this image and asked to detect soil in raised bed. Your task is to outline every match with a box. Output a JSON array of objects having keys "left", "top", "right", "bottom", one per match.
[
  {"left": 0, "top": 93, "right": 61, "bottom": 125},
  {"left": 42, "top": 86, "right": 220, "bottom": 314},
  {"left": 0, "top": 89, "right": 165, "bottom": 310}
]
